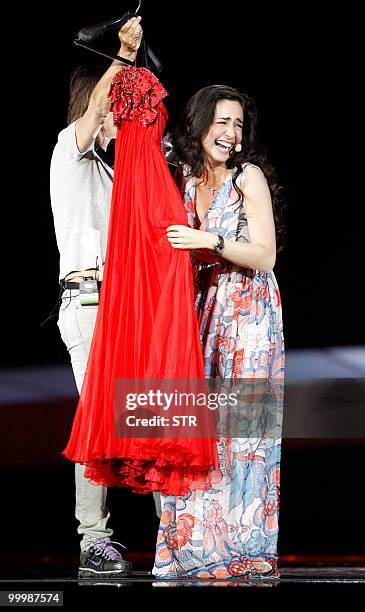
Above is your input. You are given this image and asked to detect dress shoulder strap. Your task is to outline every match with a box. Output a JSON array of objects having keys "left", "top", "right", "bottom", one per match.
[{"left": 241, "top": 162, "right": 262, "bottom": 173}]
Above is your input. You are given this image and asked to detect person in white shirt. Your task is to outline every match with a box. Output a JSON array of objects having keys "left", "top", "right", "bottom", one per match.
[{"left": 50, "top": 16, "right": 143, "bottom": 577}]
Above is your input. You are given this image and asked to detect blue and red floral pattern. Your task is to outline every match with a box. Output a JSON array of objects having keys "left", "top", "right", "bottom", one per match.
[{"left": 152, "top": 164, "right": 285, "bottom": 579}]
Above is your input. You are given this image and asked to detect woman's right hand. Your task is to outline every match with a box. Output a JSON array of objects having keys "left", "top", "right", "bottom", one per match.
[{"left": 118, "top": 16, "right": 143, "bottom": 58}]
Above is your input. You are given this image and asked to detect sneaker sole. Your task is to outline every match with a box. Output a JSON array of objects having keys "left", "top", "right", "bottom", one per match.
[{"left": 78, "top": 565, "right": 132, "bottom": 578}]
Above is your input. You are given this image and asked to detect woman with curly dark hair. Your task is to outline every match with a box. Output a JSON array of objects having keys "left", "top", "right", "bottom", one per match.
[{"left": 153, "top": 85, "right": 285, "bottom": 579}]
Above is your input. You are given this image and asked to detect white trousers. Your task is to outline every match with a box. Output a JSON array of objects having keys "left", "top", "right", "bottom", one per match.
[{"left": 57, "top": 289, "right": 113, "bottom": 552}]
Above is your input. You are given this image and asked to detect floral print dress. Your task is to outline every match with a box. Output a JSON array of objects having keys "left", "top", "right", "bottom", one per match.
[{"left": 152, "top": 163, "right": 285, "bottom": 579}]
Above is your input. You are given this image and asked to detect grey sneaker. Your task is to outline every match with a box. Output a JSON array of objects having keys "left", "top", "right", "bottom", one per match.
[{"left": 79, "top": 538, "right": 132, "bottom": 577}]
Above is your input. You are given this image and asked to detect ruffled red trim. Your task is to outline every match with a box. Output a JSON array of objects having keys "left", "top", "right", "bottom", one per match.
[
  {"left": 83, "top": 458, "right": 222, "bottom": 497},
  {"left": 109, "top": 66, "right": 168, "bottom": 128},
  {"left": 63, "top": 437, "right": 222, "bottom": 497}
]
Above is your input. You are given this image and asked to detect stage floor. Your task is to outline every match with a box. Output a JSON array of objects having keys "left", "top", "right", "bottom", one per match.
[
  {"left": 1, "top": 565, "right": 364, "bottom": 606},
  {"left": 1, "top": 565, "right": 364, "bottom": 585}
]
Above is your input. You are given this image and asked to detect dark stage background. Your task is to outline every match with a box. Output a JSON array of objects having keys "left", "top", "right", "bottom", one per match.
[
  {"left": 2, "top": 1, "right": 364, "bottom": 572},
  {"left": 6, "top": 0, "right": 363, "bottom": 368}
]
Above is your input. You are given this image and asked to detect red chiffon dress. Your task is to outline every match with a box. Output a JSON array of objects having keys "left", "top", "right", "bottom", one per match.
[{"left": 62, "top": 67, "right": 220, "bottom": 496}]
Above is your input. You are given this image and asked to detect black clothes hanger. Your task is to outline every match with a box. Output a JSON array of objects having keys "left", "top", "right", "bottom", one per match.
[{"left": 74, "top": 1, "right": 162, "bottom": 74}]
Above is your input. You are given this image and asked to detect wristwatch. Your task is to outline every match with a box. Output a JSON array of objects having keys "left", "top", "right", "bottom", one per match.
[{"left": 214, "top": 235, "right": 225, "bottom": 256}]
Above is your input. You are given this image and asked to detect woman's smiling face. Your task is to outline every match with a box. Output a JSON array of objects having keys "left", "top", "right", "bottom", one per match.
[{"left": 202, "top": 99, "right": 243, "bottom": 166}]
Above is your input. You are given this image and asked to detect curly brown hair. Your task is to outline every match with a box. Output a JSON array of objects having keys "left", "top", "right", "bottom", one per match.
[{"left": 175, "top": 85, "right": 286, "bottom": 252}]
